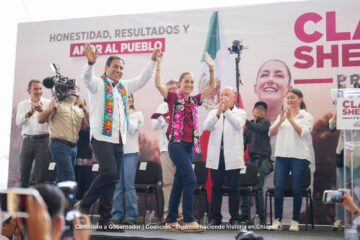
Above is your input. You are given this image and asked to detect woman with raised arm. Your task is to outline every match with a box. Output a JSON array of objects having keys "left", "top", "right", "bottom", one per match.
[{"left": 155, "top": 52, "right": 216, "bottom": 232}]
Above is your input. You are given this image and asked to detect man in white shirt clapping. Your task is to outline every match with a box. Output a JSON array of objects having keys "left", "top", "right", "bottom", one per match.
[{"left": 16, "top": 80, "right": 51, "bottom": 187}]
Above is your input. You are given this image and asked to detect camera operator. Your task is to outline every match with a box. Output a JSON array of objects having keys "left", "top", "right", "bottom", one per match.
[
  {"left": 16, "top": 79, "right": 52, "bottom": 187},
  {"left": 38, "top": 86, "right": 89, "bottom": 182}
]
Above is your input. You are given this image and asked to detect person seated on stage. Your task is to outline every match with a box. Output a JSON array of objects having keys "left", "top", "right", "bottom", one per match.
[
  {"left": 38, "top": 87, "right": 89, "bottom": 183},
  {"left": 241, "top": 101, "right": 272, "bottom": 225},
  {"left": 204, "top": 87, "right": 246, "bottom": 226}
]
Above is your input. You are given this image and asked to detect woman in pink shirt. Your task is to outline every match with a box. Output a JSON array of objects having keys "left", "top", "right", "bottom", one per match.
[{"left": 155, "top": 51, "right": 216, "bottom": 232}]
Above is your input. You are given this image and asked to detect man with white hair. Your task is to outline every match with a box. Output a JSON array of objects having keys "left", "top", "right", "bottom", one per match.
[{"left": 204, "top": 87, "right": 246, "bottom": 226}]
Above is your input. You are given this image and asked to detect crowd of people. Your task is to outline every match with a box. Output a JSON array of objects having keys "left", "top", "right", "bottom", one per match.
[{"left": 3, "top": 45, "right": 354, "bottom": 238}]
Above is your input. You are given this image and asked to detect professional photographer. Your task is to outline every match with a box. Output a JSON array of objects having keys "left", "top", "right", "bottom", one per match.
[{"left": 38, "top": 84, "right": 88, "bottom": 182}]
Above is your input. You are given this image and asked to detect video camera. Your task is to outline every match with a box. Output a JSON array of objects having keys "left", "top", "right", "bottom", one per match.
[
  {"left": 43, "top": 64, "right": 77, "bottom": 101},
  {"left": 228, "top": 40, "right": 244, "bottom": 54}
]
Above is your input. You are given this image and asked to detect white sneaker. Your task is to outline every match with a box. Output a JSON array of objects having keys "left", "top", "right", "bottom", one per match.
[
  {"left": 289, "top": 220, "right": 300, "bottom": 232},
  {"left": 268, "top": 219, "right": 283, "bottom": 230},
  {"left": 181, "top": 221, "right": 206, "bottom": 233},
  {"left": 332, "top": 219, "right": 343, "bottom": 231},
  {"left": 165, "top": 222, "right": 183, "bottom": 232}
]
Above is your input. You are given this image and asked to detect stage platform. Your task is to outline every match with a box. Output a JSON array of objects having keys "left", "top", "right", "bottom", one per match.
[{"left": 90, "top": 224, "right": 344, "bottom": 240}]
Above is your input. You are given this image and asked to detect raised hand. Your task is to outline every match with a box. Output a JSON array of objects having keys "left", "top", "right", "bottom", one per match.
[
  {"left": 84, "top": 43, "right": 98, "bottom": 65},
  {"left": 203, "top": 52, "right": 215, "bottom": 69},
  {"left": 151, "top": 48, "right": 163, "bottom": 62}
]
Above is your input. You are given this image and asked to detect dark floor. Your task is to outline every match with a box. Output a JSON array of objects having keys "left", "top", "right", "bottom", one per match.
[{"left": 90, "top": 224, "right": 344, "bottom": 240}]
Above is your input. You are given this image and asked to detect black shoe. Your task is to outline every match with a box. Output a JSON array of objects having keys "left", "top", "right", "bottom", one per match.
[
  {"left": 123, "top": 219, "right": 136, "bottom": 225},
  {"left": 158, "top": 219, "right": 166, "bottom": 225},
  {"left": 229, "top": 219, "right": 241, "bottom": 225},
  {"left": 239, "top": 215, "right": 250, "bottom": 223},
  {"left": 210, "top": 219, "right": 222, "bottom": 226},
  {"left": 259, "top": 217, "right": 266, "bottom": 225},
  {"left": 98, "top": 218, "right": 125, "bottom": 232},
  {"left": 74, "top": 201, "right": 90, "bottom": 215}
]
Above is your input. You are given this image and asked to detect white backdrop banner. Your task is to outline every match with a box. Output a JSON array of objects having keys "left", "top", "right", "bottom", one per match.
[{"left": 9, "top": 0, "right": 360, "bottom": 223}]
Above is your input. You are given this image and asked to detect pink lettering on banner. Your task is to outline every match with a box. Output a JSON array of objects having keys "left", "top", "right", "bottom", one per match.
[
  {"left": 326, "top": 11, "right": 351, "bottom": 41},
  {"left": 316, "top": 45, "right": 339, "bottom": 68},
  {"left": 294, "top": 12, "right": 322, "bottom": 43},
  {"left": 70, "top": 38, "right": 166, "bottom": 57},
  {"left": 294, "top": 46, "right": 314, "bottom": 69},
  {"left": 343, "top": 43, "right": 360, "bottom": 67},
  {"left": 293, "top": 11, "right": 360, "bottom": 72}
]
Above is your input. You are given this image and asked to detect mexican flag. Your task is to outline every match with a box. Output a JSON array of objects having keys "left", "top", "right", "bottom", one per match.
[
  {"left": 197, "top": 11, "right": 246, "bottom": 202},
  {"left": 197, "top": 11, "right": 243, "bottom": 134}
]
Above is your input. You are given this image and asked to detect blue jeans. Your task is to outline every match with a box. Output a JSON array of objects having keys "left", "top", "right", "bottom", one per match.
[
  {"left": 49, "top": 141, "right": 77, "bottom": 182},
  {"left": 112, "top": 153, "right": 139, "bottom": 221},
  {"left": 166, "top": 141, "right": 196, "bottom": 223},
  {"left": 274, "top": 157, "right": 309, "bottom": 222},
  {"left": 241, "top": 156, "right": 267, "bottom": 218},
  {"left": 336, "top": 166, "right": 345, "bottom": 221}
]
